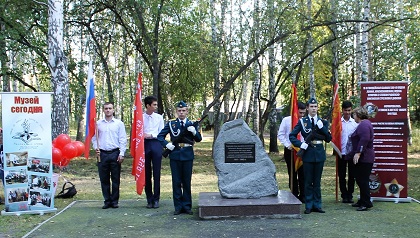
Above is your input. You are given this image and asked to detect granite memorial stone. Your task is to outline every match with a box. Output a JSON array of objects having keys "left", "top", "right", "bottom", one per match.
[{"left": 213, "top": 119, "right": 278, "bottom": 198}]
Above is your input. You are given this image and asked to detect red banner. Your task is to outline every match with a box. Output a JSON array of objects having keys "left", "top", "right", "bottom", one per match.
[
  {"left": 330, "top": 83, "right": 342, "bottom": 156},
  {"left": 131, "top": 73, "right": 145, "bottom": 195},
  {"left": 360, "top": 81, "right": 408, "bottom": 199},
  {"left": 290, "top": 83, "right": 302, "bottom": 170}
]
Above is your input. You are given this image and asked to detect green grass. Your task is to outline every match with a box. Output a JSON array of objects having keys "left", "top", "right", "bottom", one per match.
[{"left": 1, "top": 130, "right": 420, "bottom": 237}]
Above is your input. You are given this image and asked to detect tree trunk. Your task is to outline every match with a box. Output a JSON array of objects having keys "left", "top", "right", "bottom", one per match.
[
  {"left": 307, "top": 0, "right": 316, "bottom": 98},
  {"left": 361, "top": 0, "right": 370, "bottom": 82},
  {"left": 211, "top": 0, "right": 222, "bottom": 143},
  {"left": 49, "top": 0, "right": 69, "bottom": 138},
  {"left": 267, "top": 0, "right": 278, "bottom": 153},
  {"left": 251, "top": 0, "right": 261, "bottom": 135}
]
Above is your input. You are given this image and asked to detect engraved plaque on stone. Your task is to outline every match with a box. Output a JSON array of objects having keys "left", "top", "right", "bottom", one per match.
[{"left": 224, "top": 143, "right": 255, "bottom": 163}]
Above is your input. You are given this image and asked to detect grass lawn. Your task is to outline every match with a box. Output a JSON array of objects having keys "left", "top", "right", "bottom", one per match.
[{"left": 1, "top": 131, "right": 420, "bottom": 237}]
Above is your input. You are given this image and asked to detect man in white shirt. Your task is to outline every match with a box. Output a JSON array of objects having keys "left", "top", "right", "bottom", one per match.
[
  {"left": 143, "top": 96, "right": 164, "bottom": 209},
  {"left": 338, "top": 101, "right": 358, "bottom": 203},
  {"left": 277, "top": 101, "right": 306, "bottom": 202},
  {"left": 92, "top": 102, "right": 127, "bottom": 209}
]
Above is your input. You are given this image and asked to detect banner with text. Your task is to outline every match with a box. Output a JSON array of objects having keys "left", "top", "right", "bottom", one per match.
[
  {"left": 1, "top": 93, "right": 56, "bottom": 215},
  {"left": 360, "top": 81, "right": 408, "bottom": 199}
]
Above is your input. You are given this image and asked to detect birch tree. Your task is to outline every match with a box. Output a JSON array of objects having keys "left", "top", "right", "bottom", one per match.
[
  {"left": 49, "top": 0, "right": 69, "bottom": 137},
  {"left": 361, "top": 0, "right": 370, "bottom": 81},
  {"left": 307, "top": 0, "right": 315, "bottom": 98}
]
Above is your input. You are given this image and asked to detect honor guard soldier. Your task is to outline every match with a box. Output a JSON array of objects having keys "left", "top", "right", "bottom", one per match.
[
  {"left": 157, "top": 101, "right": 202, "bottom": 215},
  {"left": 289, "top": 98, "right": 332, "bottom": 214}
]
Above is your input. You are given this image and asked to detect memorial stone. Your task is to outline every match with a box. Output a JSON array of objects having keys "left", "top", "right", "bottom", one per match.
[{"left": 213, "top": 119, "right": 278, "bottom": 198}]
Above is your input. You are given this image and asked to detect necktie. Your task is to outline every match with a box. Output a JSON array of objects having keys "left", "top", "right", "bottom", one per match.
[
  {"left": 311, "top": 118, "right": 315, "bottom": 128},
  {"left": 180, "top": 121, "right": 184, "bottom": 129}
]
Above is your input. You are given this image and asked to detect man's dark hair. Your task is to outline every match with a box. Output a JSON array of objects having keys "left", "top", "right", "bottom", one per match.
[
  {"left": 144, "top": 96, "right": 158, "bottom": 106},
  {"left": 297, "top": 101, "right": 306, "bottom": 110},
  {"left": 103, "top": 102, "right": 114, "bottom": 108},
  {"left": 342, "top": 100, "right": 352, "bottom": 109}
]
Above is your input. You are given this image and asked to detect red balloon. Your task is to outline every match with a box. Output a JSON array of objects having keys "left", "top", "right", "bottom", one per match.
[
  {"left": 52, "top": 147, "right": 63, "bottom": 166},
  {"left": 52, "top": 138, "right": 57, "bottom": 147},
  {"left": 59, "top": 158, "right": 71, "bottom": 168},
  {"left": 55, "top": 134, "right": 71, "bottom": 150},
  {"left": 72, "top": 141, "right": 85, "bottom": 157},
  {"left": 62, "top": 143, "right": 78, "bottom": 159}
]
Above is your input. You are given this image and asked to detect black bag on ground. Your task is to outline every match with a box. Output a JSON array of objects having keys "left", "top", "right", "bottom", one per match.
[{"left": 55, "top": 181, "right": 77, "bottom": 198}]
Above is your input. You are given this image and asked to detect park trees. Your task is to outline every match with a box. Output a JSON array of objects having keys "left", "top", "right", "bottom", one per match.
[{"left": 0, "top": 0, "right": 418, "bottom": 149}]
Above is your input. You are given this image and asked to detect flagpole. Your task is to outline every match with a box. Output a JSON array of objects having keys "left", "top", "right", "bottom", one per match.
[{"left": 95, "top": 126, "right": 100, "bottom": 162}]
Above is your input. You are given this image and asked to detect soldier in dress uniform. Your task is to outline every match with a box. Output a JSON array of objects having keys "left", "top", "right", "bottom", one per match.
[
  {"left": 157, "top": 101, "right": 202, "bottom": 215},
  {"left": 289, "top": 98, "right": 332, "bottom": 214}
]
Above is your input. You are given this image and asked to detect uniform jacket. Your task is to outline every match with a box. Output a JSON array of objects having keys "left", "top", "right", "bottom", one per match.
[
  {"left": 289, "top": 116, "right": 332, "bottom": 163},
  {"left": 157, "top": 118, "right": 202, "bottom": 161}
]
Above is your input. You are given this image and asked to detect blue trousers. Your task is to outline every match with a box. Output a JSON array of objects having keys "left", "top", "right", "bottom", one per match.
[
  {"left": 170, "top": 159, "right": 193, "bottom": 211},
  {"left": 303, "top": 161, "right": 324, "bottom": 210},
  {"left": 98, "top": 149, "right": 121, "bottom": 206},
  {"left": 144, "top": 140, "right": 163, "bottom": 203}
]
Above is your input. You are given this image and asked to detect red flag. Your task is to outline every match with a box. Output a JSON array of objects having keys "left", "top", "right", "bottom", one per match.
[
  {"left": 131, "top": 72, "right": 146, "bottom": 195},
  {"left": 291, "top": 83, "right": 303, "bottom": 171},
  {"left": 331, "top": 82, "right": 342, "bottom": 157},
  {"left": 84, "top": 61, "right": 96, "bottom": 159}
]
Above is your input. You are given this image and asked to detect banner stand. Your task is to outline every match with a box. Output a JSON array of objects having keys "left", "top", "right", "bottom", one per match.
[
  {"left": 1, "top": 208, "right": 57, "bottom": 216},
  {"left": 1, "top": 92, "right": 57, "bottom": 215},
  {"left": 371, "top": 197, "right": 412, "bottom": 203}
]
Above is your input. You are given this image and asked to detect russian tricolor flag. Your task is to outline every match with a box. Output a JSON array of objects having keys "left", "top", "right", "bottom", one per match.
[{"left": 84, "top": 61, "right": 96, "bottom": 159}]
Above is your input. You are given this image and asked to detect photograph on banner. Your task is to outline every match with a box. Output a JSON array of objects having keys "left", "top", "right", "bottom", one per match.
[
  {"left": 5, "top": 151, "right": 28, "bottom": 167},
  {"left": 6, "top": 187, "right": 29, "bottom": 203},
  {"left": 4, "top": 169, "right": 28, "bottom": 185},
  {"left": 27, "top": 157, "right": 51, "bottom": 173},
  {"left": 29, "top": 190, "right": 52, "bottom": 207},
  {"left": 29, "top": 174, "right": 52, "bottom": 190}
]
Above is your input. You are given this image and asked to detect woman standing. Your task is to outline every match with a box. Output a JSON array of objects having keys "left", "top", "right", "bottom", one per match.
[{"left": 349, "top": 106, "right": 375, "bottom": 211}]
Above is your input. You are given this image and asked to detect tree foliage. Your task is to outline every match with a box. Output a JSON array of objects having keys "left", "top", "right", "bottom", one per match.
[{"left": 0, "top": 0, "right": 419, "bottom": 146}]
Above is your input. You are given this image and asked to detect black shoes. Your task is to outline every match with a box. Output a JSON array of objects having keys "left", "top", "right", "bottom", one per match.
[
  {"left": 173, "top": 209, "right": 193, "bottom": 215},
  {"left": 147, "top": 201, "right": 159, "bottom": 209},
  {"left": 352, "top": 202, "right": 373, "bottom": 208},
  {"left": 102, "top": 204, "right": 111, "bottom": 209},
  {"left": 304, "top": 208, "right": 325, "bottom": 214},
  {"left": 185, "top": 209, "right": 193, "bottom": 215},
  {"left": 357, "top": 206, "right": 368, "bottom": 211},
  {"left": 303, "top": 208, "right": 325, "bottom": 214},
  {"left": 342, "top": 198, "right": 354, "bottom": 203},
  {"left": 111, "top": 204, "right": 119, "bottom": 208},
  {"left": 311, "top": 208, "right": 325, "bottom": 213}
]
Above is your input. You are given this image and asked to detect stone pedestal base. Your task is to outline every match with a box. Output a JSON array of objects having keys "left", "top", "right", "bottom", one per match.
[{"left": 198, "top": 190, "right": 302, "bottom": 219}]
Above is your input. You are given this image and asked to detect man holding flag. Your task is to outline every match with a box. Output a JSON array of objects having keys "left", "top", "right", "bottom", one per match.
[
  {"left": 92, "top": 102, "right": 127, "bottom": 209},
  {"left": 277, "top": 101, "right": 306, "bottom": 203},
  {"left": 142, "top": 96, "right": 164, "bottom": 209}
]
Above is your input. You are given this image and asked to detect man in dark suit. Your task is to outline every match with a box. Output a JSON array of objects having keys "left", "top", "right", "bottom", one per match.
[
  {"left": 157, "top": 101, "right": 202, "bottom": 215},
  {"left": 289, "top": 98, "right": 332, "bottom": 214}
]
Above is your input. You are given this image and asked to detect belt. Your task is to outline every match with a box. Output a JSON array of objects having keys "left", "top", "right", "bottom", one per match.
[
  {"left": 100, "top": 148, "right": 120, "bottom": 153},
  {"left": 311, "top": 140, "right": 323, "bottom": 144},
  {"left": 178, "top": 143, "right": 192, "bottom": 148}
]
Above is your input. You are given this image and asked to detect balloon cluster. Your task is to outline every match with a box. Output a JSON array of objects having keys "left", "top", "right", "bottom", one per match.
[{"left": 52, "top": 134, "right": 85, "bottom": 168}]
